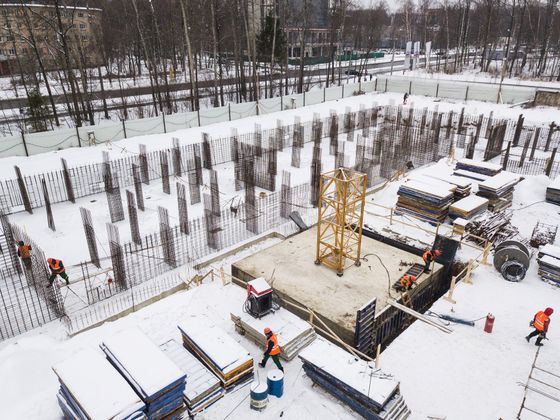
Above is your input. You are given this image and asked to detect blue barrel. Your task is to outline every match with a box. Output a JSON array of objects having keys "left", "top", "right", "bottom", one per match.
[
  {"left": 250, "top": 382, "right": 269, "bottom": 410},
  {"left": 267, "top": 369, "right": 284, "bottom": 398}
]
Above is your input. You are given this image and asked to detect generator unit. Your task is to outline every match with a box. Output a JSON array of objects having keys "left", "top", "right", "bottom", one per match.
[{"left": 245, "top": 277, "right": 273, "bottom": 318}]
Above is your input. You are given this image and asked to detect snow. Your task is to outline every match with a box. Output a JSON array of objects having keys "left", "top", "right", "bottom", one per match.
[
  {"left": 231, "top": 307, "right": 313, "bottom": 346},
  {"left": 479, "top": 171, "right": 521, "bottom": 190},
  {"left": 539, "top": 255, "right": 560, "bottom": 269},
  {"left": 540, "top": 244, "right": 560, "bottom": 260},
  {"left": 401, "top": 178, "right": 454, "bottom": 199},
  {"left": 425, "top": 173, "right": 472, "bottom": 188},
  {"left": 457, "top": 158, "right": 502, "bottom": 172},
  {"left": 453, "top": 169, "right": 490, "bottom": 181},
  {"left": 52, "top": 348, "right": 144, "bottom": 420},
  {"left": 177, "top": 321, "right": 252, "bottom": 372},
  {"left": 299, "top": 337, "right": 399, "bottom": 406},
  {"left": 100, "top": 327, "right": 185, "bottom": 399},
  {"left": 247, "top": 277, "right": 272, "bottom": 294},
  {"left": 450, "top": 195, "right": 489, "bottom": 212},
  {"left": 548, "top": 176, "right": 560, "bottom": 190}
]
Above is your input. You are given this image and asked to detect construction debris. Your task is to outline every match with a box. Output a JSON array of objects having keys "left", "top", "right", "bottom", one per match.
[
  {"left": 100, "top": 328, "right": 187, "bottom": 419},
  {"left": 466, "top": 211, "right": 519, "bottom": 245},
  {"left": 530, "top": 222, "right": 558, "bottom": 248},
  {"left": 159, "top": 339, "right": 225, "bottom": 416},
  {"left": 178, "top": 322, "right": 254, "bottom": 390},
  {"left": 52, "top": 349, "right": 145, "bottom": 420},
  {"left": 299, "top": 337, "right": 411, "bottom": 420},
  {"left": 230, "top": 308, "right": 316, "bottom": 361},
  {"left": 449, "top": 195, "right": 489, "bottom": 220}
]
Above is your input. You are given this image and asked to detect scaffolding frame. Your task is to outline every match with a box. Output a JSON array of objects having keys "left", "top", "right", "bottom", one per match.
[{"left": 315, "top": 168, "right": 366, "bottom": 276}]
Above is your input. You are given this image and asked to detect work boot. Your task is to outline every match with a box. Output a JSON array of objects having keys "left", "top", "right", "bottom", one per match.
[
  {"left": 66, "top": 279, "right": 70, "bottom": 286},
  {"left": 280, "top": 367, "right": 284, "bottom": 373},
  {"left": 535, "top": 342, "right": 544, "bottom": 347},
  {"left": 258, "top": 362, "right": 265, "bottom": 368},
  {"left": 525, "top": 336, "right": 530, "bottom": 343}
]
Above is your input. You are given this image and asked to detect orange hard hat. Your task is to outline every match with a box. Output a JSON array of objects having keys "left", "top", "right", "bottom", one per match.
[
  {"left": 47, "top": 258, "right": 53, "bottom": 263},
  {"left": 264, "top": 327, "right": 271, "bottom": 334},
  {"left": 434, "top": 250, "right": 441, "bottom": 256},
  {"left": 410, "top": 275, "right": 417, "bottom": 281}
]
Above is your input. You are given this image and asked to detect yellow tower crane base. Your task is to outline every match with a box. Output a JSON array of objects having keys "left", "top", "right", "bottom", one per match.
[{"left": 315, "top": 167, "right": 367, "bottom": 277}]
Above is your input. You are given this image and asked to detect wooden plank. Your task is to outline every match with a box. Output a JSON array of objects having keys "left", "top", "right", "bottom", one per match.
[{"left": 387, "top": 299, "right": 453, "bottom": 333}]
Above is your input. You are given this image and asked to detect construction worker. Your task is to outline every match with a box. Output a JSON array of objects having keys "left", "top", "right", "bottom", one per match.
[
  {"left": 47, "top": 258, "right": 69, "bottom": 288},
  {"left": 16, "top": 240, "right": 32, "bottom": 270},
  {"left": 422, "top": 249, "right": 441, "bottom": 273},
  {"left": 526, "top": 308, "right": 553, "bottom": 347},
  {"left": 258, "top": 327, "right": 284, "bottom": 372},
  {"left": 399, "top": 274, "right": 417, "bottom": 291}
]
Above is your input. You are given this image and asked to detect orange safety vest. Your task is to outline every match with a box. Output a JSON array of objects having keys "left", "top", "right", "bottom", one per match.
[
  {"left": 267, "top": 333, "right": 281, "bottom": 356},
  {"left": 534, "top": 311, "right": 549, "bottom": 332},
  {"left": 18, "top": 245, "right": 31, "bottom": 259},
  {"left": 423, "top": 250, "right": 433, "bottom": 263},
  {"left": 400, "top": 275, "right": 415, "bottom": 288},
  {"left": 49, "top": 259, "right": 64, "bottom": 273}
]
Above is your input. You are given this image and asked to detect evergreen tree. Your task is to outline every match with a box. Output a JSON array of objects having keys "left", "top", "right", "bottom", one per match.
[
  {"left": 26, "top": 89, "right": 51, "bottom": 132},
  {"left": 257, "top": 13, "right": 287, "bottom": 62}
]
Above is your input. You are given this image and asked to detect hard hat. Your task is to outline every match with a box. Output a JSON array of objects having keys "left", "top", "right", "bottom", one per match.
[
  {"left": 264, "top": 327, "right": 271, "bottom": 334},
  {"left": 47, "top": 258, "right": 53, "bottom": 263},
  {"left": 545, "top": 307, "right": 554, "bottom": 316},
  {"left": 434, "top": 250, "right": 441, "bottom": 256},
  {"left": 410, "top": 275, "right": 417, "bottom": 281}
]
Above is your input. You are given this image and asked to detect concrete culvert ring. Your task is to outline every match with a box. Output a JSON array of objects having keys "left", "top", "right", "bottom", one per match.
[{"left": 501, "top": 260, "right": 527, "bottom": 282}]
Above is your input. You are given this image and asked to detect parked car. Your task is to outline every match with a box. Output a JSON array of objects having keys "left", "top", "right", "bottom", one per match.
[{"left": 345, "top": 69, "right": 363, "bottom": 77}]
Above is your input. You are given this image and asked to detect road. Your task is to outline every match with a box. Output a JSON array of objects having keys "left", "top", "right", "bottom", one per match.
[{"left": 0, "top": 58, "right": 420, "bottom": 110}]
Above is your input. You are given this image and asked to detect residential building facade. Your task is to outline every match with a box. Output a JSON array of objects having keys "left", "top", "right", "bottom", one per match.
[{"left": 0, "top": 3, "right": 103, "bottom": 74}]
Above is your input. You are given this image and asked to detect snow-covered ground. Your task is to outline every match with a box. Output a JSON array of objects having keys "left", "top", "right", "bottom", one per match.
[
  {"left": 1, "top": 84, "right": 560, "bottom": 419},
  {"left": 403, "top": 68, "right": 560, "bottom": 90},
  {"left": 3, "top": 88, "right": 559, "bottom": 179}
]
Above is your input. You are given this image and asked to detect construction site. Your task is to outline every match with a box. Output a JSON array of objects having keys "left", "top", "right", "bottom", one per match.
[{"left": 0, "top": 83, "right": 559, "bottom": 420}]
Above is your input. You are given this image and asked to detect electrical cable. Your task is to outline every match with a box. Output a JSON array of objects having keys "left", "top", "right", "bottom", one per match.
[{"left": 361, "top": 252, "right": 393, "bottom": 296}]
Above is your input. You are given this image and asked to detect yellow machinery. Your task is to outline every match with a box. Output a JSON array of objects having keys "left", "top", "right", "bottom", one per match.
[{"left": 315, "top": 168, "right": 367, "bottom": 276}]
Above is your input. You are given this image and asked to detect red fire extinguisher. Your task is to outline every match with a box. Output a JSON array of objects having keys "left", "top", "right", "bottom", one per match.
[{"left": 484, "top": 313, "right": 495, "bottom": 333}]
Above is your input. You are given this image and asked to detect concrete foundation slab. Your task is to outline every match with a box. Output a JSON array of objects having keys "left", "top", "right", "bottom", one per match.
[{"left": 232, "top": 226, "right": 443, "bottom": 346}]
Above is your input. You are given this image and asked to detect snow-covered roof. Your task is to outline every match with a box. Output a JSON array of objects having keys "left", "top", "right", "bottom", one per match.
[
  {"left": 548, "top": 176, "right": 560, "bottom": 190},
  {"left": 100, "top": 327, "right": 185, "bottom": 399},
  {"left": 52, "top": 348, "right": 144, "bottom": 420}
]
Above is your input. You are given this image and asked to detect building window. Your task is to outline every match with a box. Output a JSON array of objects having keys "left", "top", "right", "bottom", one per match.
[
  {"left": 80, "top": 23, "right": 86, "bottom": 30},
  {"left": 78, "top": 12, "right": 84, "bottom": 17},
  {"left": 8, "top": 48, "right": 16, "bottom": 55}
]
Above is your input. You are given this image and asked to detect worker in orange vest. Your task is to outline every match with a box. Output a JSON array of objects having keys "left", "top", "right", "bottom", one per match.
[
  {"left": 423, "top": 249, "right": 441, "bottom": 273},
  {"left": 47, "top": 257, "right": 69, "bottom": 287},
  {"left": 17, "top": 240, "right": 32, "bottom": 270},
  {"left": 399, "top": 274, "right": 417, "bottom": 291},
  {"left": 258, "top": 327, "right": 284, "bottom": 372},
  {"left": 526, "top": 308, "right": 553, "bottom": 347}
]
